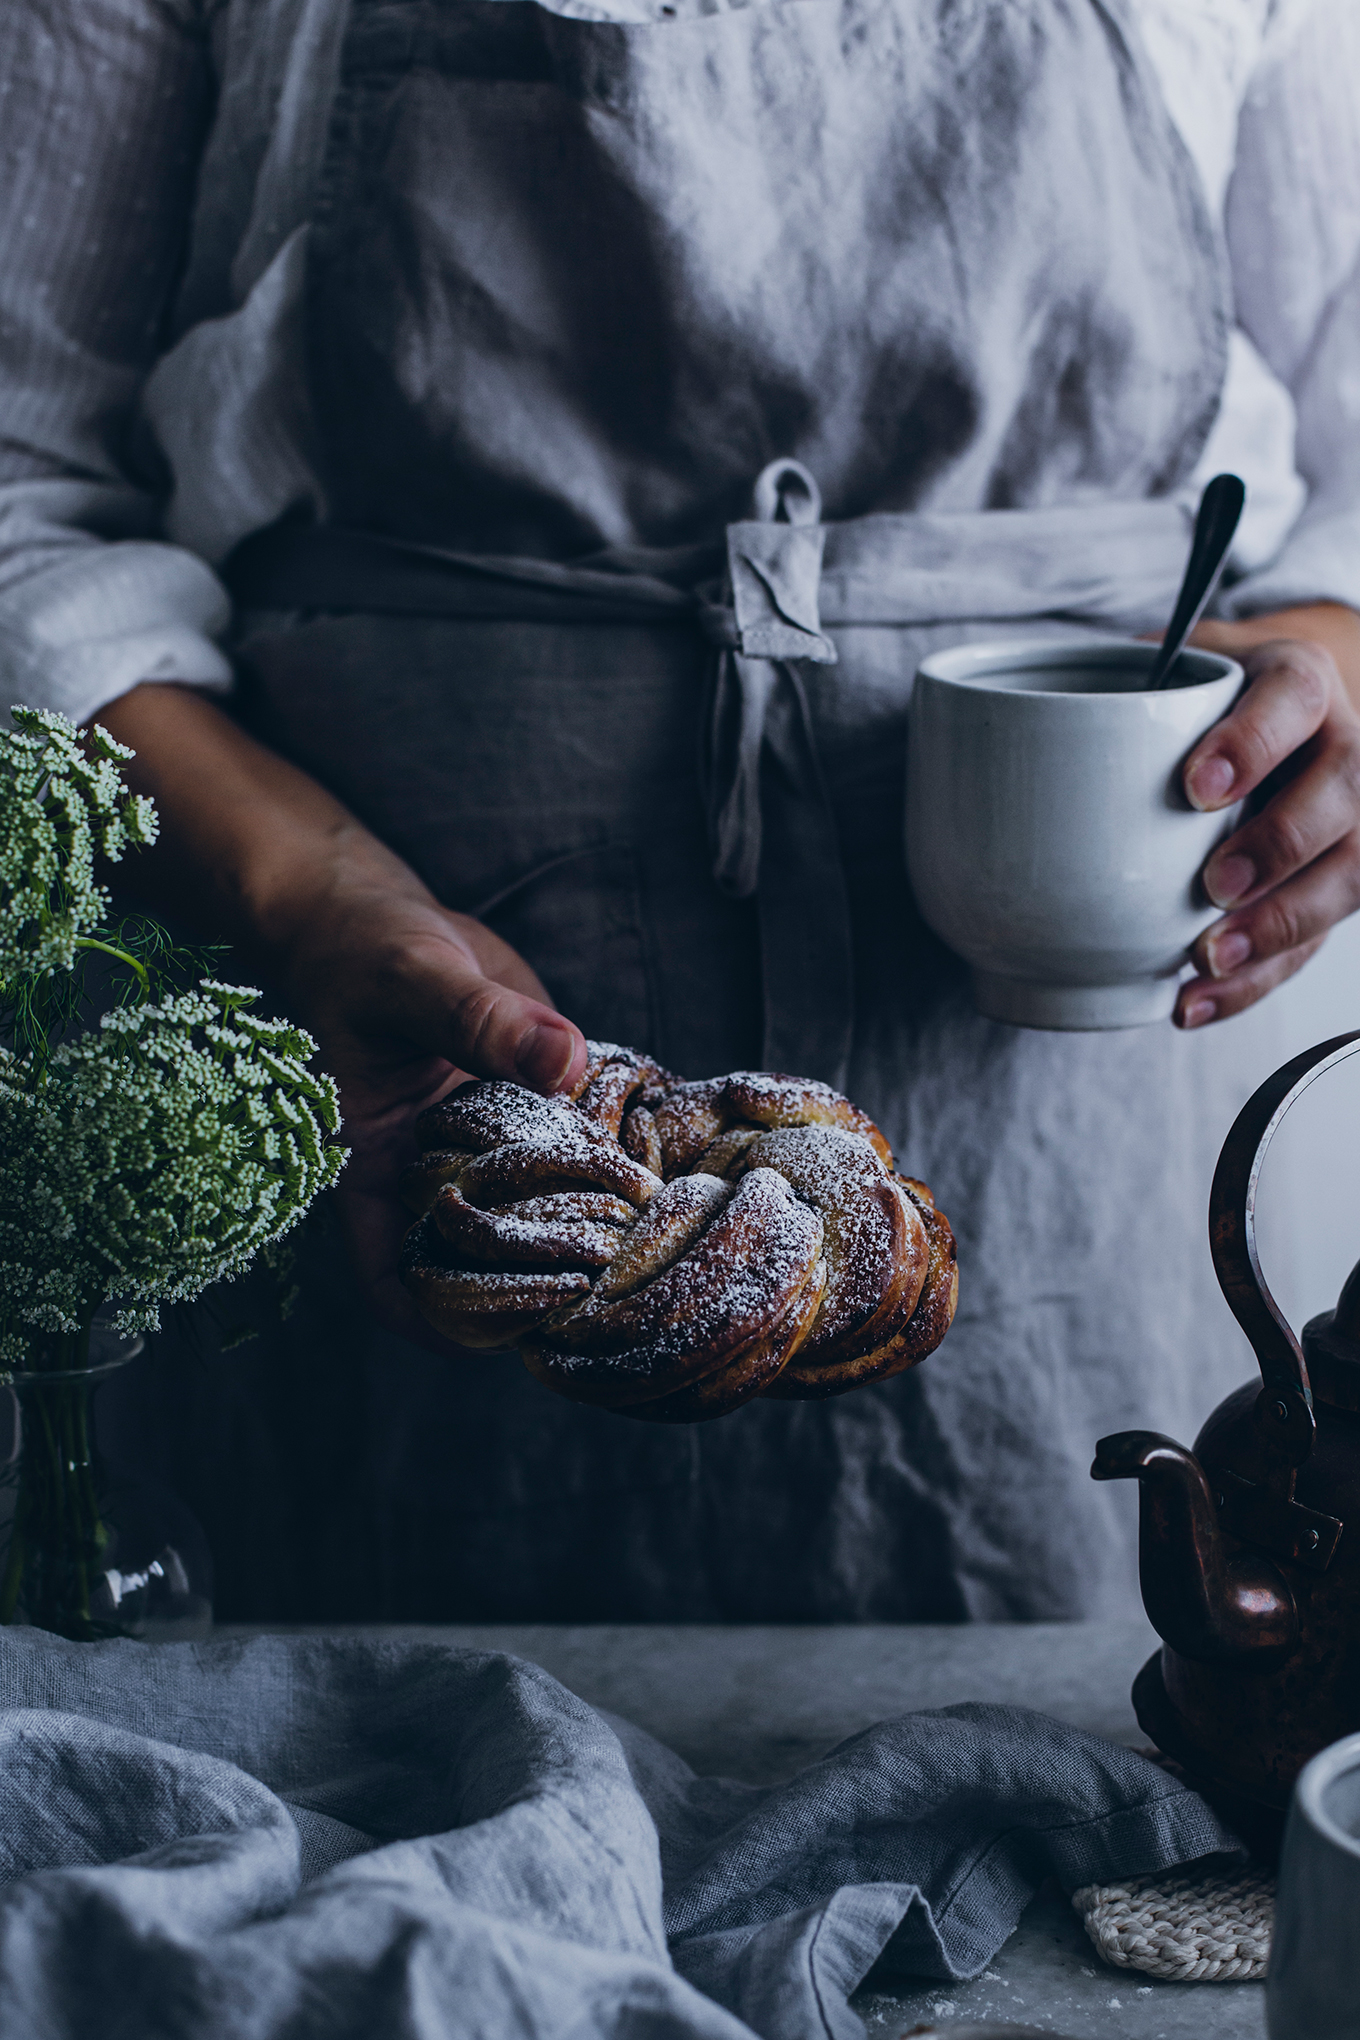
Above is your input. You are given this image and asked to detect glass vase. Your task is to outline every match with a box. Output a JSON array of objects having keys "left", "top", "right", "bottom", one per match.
[{"left": 0, "top": 1317, "right": 212, "bottom": 1641}]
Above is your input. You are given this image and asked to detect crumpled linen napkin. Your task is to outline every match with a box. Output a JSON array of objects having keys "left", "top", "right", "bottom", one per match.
[{"left": 0, "top": 1628, "right": 1238, "bottom": 2040}]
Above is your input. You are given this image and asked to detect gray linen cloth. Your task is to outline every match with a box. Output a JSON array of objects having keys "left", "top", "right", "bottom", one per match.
[{"left": 0, "top": 1628, "right": 1239, "bottom": 2039}]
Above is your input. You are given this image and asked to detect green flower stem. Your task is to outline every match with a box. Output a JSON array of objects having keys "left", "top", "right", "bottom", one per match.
[
  {"left": 22, "top": 1383, "right": 101, "bottom": 1639},
  {"left": 0, "top": 1321, "right": 107, "bottom": 1640},
  {"left": 71, "top": 938, "right": 150, "bottom": 1000},
  {"left": 0, "top": 1484, "right": 26, "bottom": 1625}
]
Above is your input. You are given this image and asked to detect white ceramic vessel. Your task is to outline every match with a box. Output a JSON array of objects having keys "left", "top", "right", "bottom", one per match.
[
  {"left": 905, "top": 638, "right": 1244, "bottom": 1030},
  {"left": 1268, "top": 1731, "right": 1360, "bottom": 2038}
]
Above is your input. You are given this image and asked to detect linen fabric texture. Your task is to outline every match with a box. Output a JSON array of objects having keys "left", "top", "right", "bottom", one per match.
[
  {"left": 0, "top": 0, "right": 1358, "bottom": 730},
  {"left": 0, "top": 1627, "right": 1241, "bottom": 2040}
]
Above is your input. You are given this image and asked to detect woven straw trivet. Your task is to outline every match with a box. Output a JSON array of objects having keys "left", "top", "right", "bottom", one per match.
[{"left": 1071, "top": 1869, "right": 1275, "bottom": 1981}]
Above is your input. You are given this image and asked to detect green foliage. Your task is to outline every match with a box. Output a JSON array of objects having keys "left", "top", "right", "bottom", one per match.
[
  {"left": 0, "top": 985, "right": 343, "bottom": 1354},
  {"left": 0, "top": 707, "right": 157, "bottom": 984},
  {"left": 0, "top": 706, "right": 346, "bottom": 1360}
]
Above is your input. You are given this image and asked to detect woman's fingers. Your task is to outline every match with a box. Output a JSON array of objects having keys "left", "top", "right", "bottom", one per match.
[
  {"left": 395, "top": 915, "right": 587, "bottom": 1093},
  {"left": 1169, "top": 632, "right": 1360, "bottom": 1023},
  {"left": 1176, "top": 933, "right": 1328, "bottom": 1030},
  {"left": 1201, "top": 739, "right": 1360, "bottom": 910},
  {"left": 1192, "top": 831, "right": 1360, "bottom": 984},
  {"left": 1183, "top": 638, "right": 1338, "bottom": 814},
  {"left": 294, "top": 890, "right": 588, "bottom": 1103}
]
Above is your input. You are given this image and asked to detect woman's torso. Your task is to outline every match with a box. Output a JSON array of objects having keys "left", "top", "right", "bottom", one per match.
[
  {"left": 148, "top": 0, "right": 1283, "bottom": 567},
  {"left": 197, "top": 0, "right": 1283, "bottom": 1629}
]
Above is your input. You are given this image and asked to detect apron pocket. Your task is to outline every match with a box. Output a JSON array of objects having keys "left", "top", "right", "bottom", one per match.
[{"left": 472, "top": 840, "right": 656, "bottom": 1052}]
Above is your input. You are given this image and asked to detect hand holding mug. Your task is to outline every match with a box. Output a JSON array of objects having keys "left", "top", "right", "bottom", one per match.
[{"left": 1178, "top": 605, "right": 1360, "bottom": 1028}]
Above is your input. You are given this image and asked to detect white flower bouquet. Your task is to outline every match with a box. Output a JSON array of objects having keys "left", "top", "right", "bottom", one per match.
[{"left": 0, "top": 706, "right": 346, "bottom": 1634}]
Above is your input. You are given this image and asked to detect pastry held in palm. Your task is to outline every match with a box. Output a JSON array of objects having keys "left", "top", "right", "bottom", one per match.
[{"left": 399, "top": 1042, "right": 957, "bottom": 1421}]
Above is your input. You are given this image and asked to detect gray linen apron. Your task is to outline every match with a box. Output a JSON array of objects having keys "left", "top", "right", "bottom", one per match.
[{"left": 216, "top": 0, "right": 1267, "bottom": 1621}]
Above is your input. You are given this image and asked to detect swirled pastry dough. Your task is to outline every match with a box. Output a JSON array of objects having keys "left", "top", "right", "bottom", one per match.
[{"left": 399, "top": 1042, "right": 957, "bottom": 1421}]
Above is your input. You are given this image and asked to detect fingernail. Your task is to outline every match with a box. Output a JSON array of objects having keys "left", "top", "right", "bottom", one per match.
[
  {"left": 1206, "top": 929, "right": 1252, "bottom": 978},
  {"left": 515, "top": 1021, "right": 575, "bottom": 1092},
  {"left": 1186, "top": 754, "right": 1236, "bottom": 811},
  {"left": 1205, "top": 854, "right": 1256, "bottom": 908},
  {"left": 1181, "top": 999, "right": 1216, "bottom": 1029}
]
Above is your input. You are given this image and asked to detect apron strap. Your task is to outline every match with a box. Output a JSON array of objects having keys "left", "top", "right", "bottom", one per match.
[{"left": 698, "top": 459, "right": 854, "bottom": 1088}]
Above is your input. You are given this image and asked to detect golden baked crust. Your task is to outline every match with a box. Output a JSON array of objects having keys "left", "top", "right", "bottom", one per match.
[{"left": 399, "top": 1042, "right": 957, "bottom": 1418}]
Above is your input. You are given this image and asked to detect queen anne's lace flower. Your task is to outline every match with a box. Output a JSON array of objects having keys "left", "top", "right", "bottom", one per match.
[
  {"left": 0, "top": 705, "right": 157, "bottom": 982},
  {"left": 0, "top": 983, "right": 344, "bottom": 1338},
  {"left": 1, "top": 708, "right": 346, "bottom": 1351}
]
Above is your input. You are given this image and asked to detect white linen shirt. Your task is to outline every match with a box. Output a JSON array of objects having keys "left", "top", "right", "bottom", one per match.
[{"left": 0, "top": 0, "right": 1357, "bottom": 728}]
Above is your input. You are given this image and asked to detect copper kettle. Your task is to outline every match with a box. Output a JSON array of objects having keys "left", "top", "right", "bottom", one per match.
[{"left": 1093, "top": 1031, "right": 1360, "bottom": 1837}]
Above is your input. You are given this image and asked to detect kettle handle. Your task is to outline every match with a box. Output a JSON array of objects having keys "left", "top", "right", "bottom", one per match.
[{"left": 1210, "top": 1029, "right": 1360, "bottom": 1491}]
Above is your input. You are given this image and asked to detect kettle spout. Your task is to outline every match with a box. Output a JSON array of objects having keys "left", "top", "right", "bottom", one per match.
[{"left": 1093, "top": 1430, "right": 1298, "bottom": 1666}]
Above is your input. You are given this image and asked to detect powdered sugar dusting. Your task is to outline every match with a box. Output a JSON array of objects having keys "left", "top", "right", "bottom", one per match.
[
  {"left": 539, "top": 1170, "right": 823, "bottom": 1384},
  {"left": 460, "top": 1130, "right": 659, "bottom": 1210},
  {"left": 500, "top": 1192, "right": 635, "bottom": 1228},
  {"left": 401, "top": 1051, "right": 946, "bottom": 1400},
  {"left": 739, "top": 1126, "right": 899, "bottom": 1346},
  {"left": 418, "top": 1079, "right": 589, "bottom": 1156},
  {"left": 425, "top": 1267, "right": 590, "bottom": 1301},
  {"left": 591, "top": 1174, "right": 732, "bottom": 1301},
  {"left": 434, "top": 1186, "right": 624, "bottom": 1271}
]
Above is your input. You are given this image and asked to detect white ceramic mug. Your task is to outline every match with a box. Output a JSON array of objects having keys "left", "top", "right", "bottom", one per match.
[
  {"left": 1268, "top": 1731, "right": 1360, "bottom": 2038},
  {"left": 905, "top": 638, "right": 1244, "bottom": 1030}
]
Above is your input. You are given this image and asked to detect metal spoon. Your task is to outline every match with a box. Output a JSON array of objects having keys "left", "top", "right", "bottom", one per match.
[{"left": 1146, "top": 471, "right": 1246, "bottom": 691}]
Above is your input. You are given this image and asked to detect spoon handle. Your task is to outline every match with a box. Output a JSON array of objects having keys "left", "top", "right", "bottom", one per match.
[{"left": 1148, "top": 472, "right": 1246, "bottom": 691}]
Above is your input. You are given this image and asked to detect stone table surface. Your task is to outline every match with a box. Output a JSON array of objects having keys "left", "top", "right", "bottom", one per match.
[{"left": 223, "top": 1619, "right": 1267, "bottom": 2040}]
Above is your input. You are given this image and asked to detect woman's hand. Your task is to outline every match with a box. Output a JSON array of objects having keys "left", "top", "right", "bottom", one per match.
[
  {"left": 98, "top": 684, "right": 588, "bottom": 1347},
  {"left": 1174, "top": 603, "right": 1360, "bottom": 1028},
  {"left": 285, "top": 886, "right": 587, "bottom": 1349}
]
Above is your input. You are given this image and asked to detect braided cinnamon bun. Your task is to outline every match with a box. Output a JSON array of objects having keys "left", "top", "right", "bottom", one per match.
[{"left": 399, "top": 1042, "right": 957, "bottom": 1421}]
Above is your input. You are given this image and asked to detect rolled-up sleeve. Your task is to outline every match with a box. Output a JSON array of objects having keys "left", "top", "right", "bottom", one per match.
[
  {"left": 0, "top": 0, "right": 231, "bottom": 728},
  {"left": 1222, "top": 0, "right": 1360, "bottom": 619}
]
